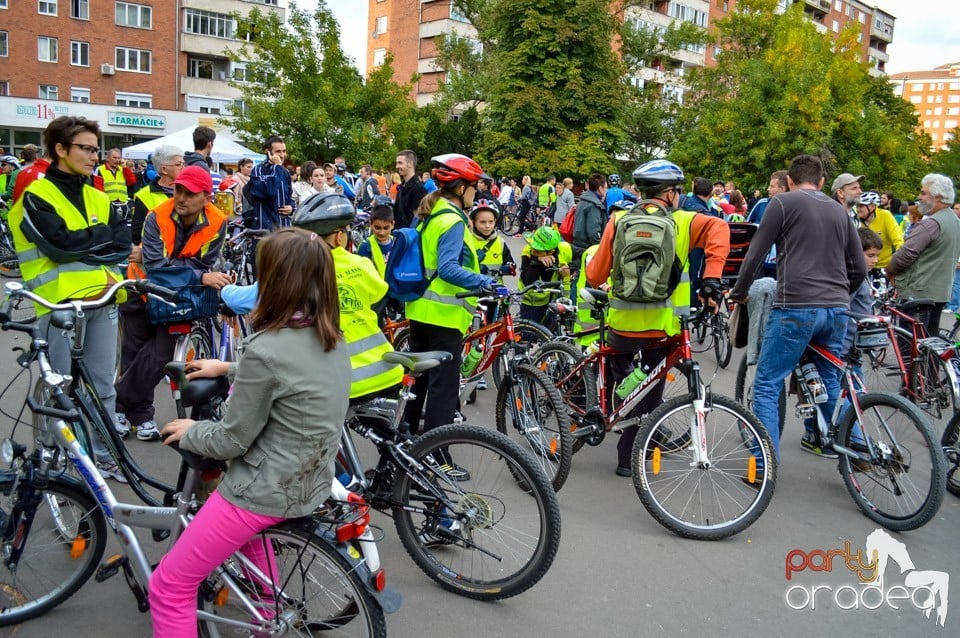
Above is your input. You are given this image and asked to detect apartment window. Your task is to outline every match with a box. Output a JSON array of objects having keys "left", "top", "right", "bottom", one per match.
[
  {"left": 0, "top": 81, "right": 8, "bottom": 96},
  {"left": 933, "top": 121, "right": 940, "bottom": 128},
  {"left": 71, "top": 0, "right": 88, "bottom": 19},
  {"left": 0, "top": 31, "right": 6, "bottom": 57},
  {"left": 39, "top": 84, "right": 58, "bottom": 100},
  {"left": 910, "top": 96, "right": 921, "bottom": 103},
  {"left": 926, "top": 109, "right": 933, "bottom": 115},
  {"left": 834, "top": 0, "right": 842, "bottom": 10},
  {"left": 831, "top": 20, "right": 839, "bottom": 32},
  {"left": 0, "top": 1, "right": 7, "bottom": 8},
  {"left": 949, "top": 108, "right": 960, "bottom": 116},
  {"left": 929, "top": 82, "right": 936, "bottom": 90},
  {"left": 116, "top": 1, "right": 152, "bottom": 29},
  {"left": 187, "top": 57, "right": 214, "bottom": 79},
  {"left": 668, "top": 2, "right": 708, "bottom": 28},
  {"left": 937, "top": 83, "right": 945, "bottom": 90},
  {"left": 71, "top": 87, "right": 90, "bottom": 103},
  {"left": 927, "top": 95, "right": 935, "bottom": 103},
  {"left": 946, "top": 120, "right": 958, "bottom": 129},
  {"left": 857, "top": 11, "right": 865, "bottom": 23},
  {"left": 115, "top": 46, "right": 151, "bottom": 73},
  {"left": 945, "top": 132, "right": 954, "bottom": 142},
  {"left": 374, "top": 16, "right": 387, "bottom": 34},
  {"left": 184, "top": 9, "right": 237, "bottom": 39},
  {"left": 450, "top": 2, "right": 469, "bottom": 22},
  {"left": 911, "top": 82, "right": 923, "bottom": 91},
  {"left": 115, "top": 91, "right": 151, "bottom": 108},
  {"left": 931, "top": 132, "right": 939, "bottom": 141},
  {"left": 39, "top": 1, "right": 57, "bottom": 16},
  {"left": 231, "top": 99, "right": 249, "bottom": 118},
  {"left": 372, "top": 48, "right": 386, "bottom": 68},
  {"left": 70, "top": 41, "right": 89, "bottom": 66},
  {"left": 950, "top": 82, "right": 960, "bottom": 91},
  {"left": 924, "top": 120, "right": 931, "bottom": 128},
  {"left": 231, "top": 63, "right": 250, "bottom": 82},
  {"left": 38, "top": 36, "right": 58, "bottom": 62},
  {"left": 935, "top": 107, "right": 943, "bottom": 115}
]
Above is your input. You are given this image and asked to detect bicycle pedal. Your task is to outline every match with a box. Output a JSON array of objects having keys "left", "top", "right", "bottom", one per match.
[
  {"left": 95, "top": 554, "right": 126, "bottom": 582},
  {"left": 795, "top": 404, "right": 816, "bottom": 418}
]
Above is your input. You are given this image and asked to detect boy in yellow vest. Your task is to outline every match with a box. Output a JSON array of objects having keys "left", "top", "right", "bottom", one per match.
[
  {"left": 356, "top": 196, "right": 395, "bottom": 280},
  {"left": 519, "top": 226, "right": 571, "bottom": 325}
]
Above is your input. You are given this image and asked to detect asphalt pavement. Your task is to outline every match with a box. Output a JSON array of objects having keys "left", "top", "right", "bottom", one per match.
[{"left": 0, "top": 233, "right": 957, "bottom": 637}]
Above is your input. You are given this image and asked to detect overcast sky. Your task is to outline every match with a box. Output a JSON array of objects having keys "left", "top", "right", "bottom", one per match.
[{"left": 299, "top": 0, "right": 960, "bottom": 76}]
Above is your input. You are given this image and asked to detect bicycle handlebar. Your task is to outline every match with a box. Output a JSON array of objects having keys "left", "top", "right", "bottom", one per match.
[
  {"left": 1, "top": 279, "right": 177, "bottom": 320},
  {"left": 455, "top": 279, "right": 562, "bottom": 300}
]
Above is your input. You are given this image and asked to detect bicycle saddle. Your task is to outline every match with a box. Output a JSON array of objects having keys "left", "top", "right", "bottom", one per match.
[
  {"left": 49, "top": 309, "right": 75, "bottom": 331},
  {"left": 897, "top": 298, "right": 939, "bottom": 314},
  {"left": 163, "top": 361, "right": 231, "bottom": 408},
  {"left": 382, "top": 351, "right": 452, "bottom": 373},
  {"left": 580, "top": 288, "right": 609, "bottom": 306}
]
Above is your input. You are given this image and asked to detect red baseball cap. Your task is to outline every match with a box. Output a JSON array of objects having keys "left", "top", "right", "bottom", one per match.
[{"left": 173, "top": 165, "right": 213, "bottom": 194}]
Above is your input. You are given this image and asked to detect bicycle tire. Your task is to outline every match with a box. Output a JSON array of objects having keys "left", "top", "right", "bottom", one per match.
[
  {"left": 860, "top": 345, "right": 906, "bottom": 396},
  {"left": 940, "top": 316, "right": 960, "bottom": 343},
  {"left": 713, "top": 312, "right": 732, "bottom": 369},
  {"left": 0, "top": 477, "right": 108, "bottom": 626},
  {"left": 0, "top": 241, "right": 20, "bottom": 279},
  {"left": 495, "top": 363, "right": 573, "bottom": 491},
  {"left": 836, "top": 392, "right": 945, "bottom": 531},
  {"left": 392, "top": 424, "right": 561, "bottom": 600},
  {"left": 913, "top": 348, "right": 958, "bottom": 430},
  {"left": 197, "top": 520, "right": 386, "bottom": 637},
  {"left": 941, "top": 410, "right": 960, "bottom": 497},
  {"left": 632, "top": 393, "right": 777, "bottom": 540},
  {"left": 733, "top": 356, "right": 786, "bottom": 436},
  {"left": 531, "top": 342, "right": 598, "bottom": 454},
  {"left": 492, "top": 319, "right": 554, "bottom": 389},
  {"left": 499, "top": 211, "right": 520, "bottom": 235},
  {"left": 391, "top": 325, "right": 411, "bottom": 352}
]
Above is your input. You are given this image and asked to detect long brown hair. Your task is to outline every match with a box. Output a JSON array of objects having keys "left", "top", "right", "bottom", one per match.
[{"left": 251, "top": 228, "right": 342, "bottom": 351}]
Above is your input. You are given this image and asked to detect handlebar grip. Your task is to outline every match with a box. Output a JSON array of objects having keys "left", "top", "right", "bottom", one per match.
[
  {"left": 136, "top": 280, "right": 178, "bottom": 301},
  {"left": 455, "top": 289, "right": 484, "bottom": 299}
]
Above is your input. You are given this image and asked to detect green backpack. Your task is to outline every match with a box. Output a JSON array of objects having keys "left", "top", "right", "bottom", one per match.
[{"left": 611, "top": 200, "right": 683, "bottom": 303}]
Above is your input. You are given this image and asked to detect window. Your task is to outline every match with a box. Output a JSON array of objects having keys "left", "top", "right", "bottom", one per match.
[
  {"left": 931, "top": 133, "right": 939, "bottom": 141},
  {"left": 0, "top": 81, "right": 8, "bottom": 97},
  {"left": 857, "top": 11, "right": 865, "bottom": 23},
  {"left": 373, "top": 48, "right": 386, "bottom": 67},
  {"left": 926, "top": 109, "right": 933, "bottom": 115},
  {"left": 834, "top": 0, "right": 842, "bottom": 10},
  {"left": 70, "top": 41, "right": 89, "bottom": 66},
  {"left": 116, "top": 1, "right": 151, "bottom": 29},
  {"left": 0, "top": 0, "right": 7, "bottom": 8},
  {"left": 0, "top": 31, "right": 6, "bottom": 57},
  {"left": 115, "top": 46, "right": 151, "bottom": 73},
  {"left": 911, "top": 82, "right": 924, "bottom": 91},
  {"left": 910, "top": 96, "right": 922, "bottom": 104},
  {"left": 950, "top": 95, "right": 960, "bottom": 104},
  {"left": 950, "top": 82, "right": 960, "bottom": 91},
  {"left": 231, "top": 62, "right": 251, "bottom": 82},
  {"left": 187, "top": 57, "right": 214, "bottom": 79},
  {"left": 71, "top": 87, "right": 90, "bottom": 103},
  {"left": 39, "top": 1, "right": 57, "bottom": 16},
  {"left": 230, "top": 99, "right": 249, "bottom": 118},
  {"left": 937, "top": 83, "right": 945, "bottom": 90},
  {"left": 184, "top": 9, "right": 237, "bottom": 39},
  {"left": 924, "top": 120, "right": 931, "bottom": 128},
  {"left": 450, "top": 2, "right": 468, "bottom": 22},
  {"left": 39, "top": 84, "right": 58, "bottom": 100},
  {"left": 667, "top": 2, "right": 707, "bottom": 28},
  {"left": 831, "top": 20, "right": 839, "bottom": 32},
  {"left": 38, "top": 36, "right": 58, "bottom": 62},
  {"left": 71, "top": 0, "right": 88, "bottom": 19},
  {"left": 948, "top": 107, "right": 960, "bottom": 115},
  {"left": 115, "top": 91, "right": 151, "bottom": 108},
  {"left": 933, "top": 121, "right": 940, "bottom": 128},
  {"left": 929, "top": 82, "right": 936, "bottom": 89},
  {"left": 946, "top": 120, "right": 958, "bottom": 129},
  {"left": 935, "top": 107, "right": 943, "bottom": 115},
  {"left": 927, "top": 95, "right": 935, "bottom": 103},
  {"left": 374, "top": 16, "right": 387, "bottom": 35}
]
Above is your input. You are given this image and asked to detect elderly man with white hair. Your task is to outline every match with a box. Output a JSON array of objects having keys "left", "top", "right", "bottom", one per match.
[{"left": 886, "top": 173, "right": 960, "bottom": 337}]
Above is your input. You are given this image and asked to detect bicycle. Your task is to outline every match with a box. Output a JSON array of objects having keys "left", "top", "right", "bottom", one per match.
[
  {"left": 0, "top": 281, "right": 395, "bottom": 634},
  {"left": 689, "top": 296, "right": 733, "bottom": 368},
  {"left": 337, "top": 349, "right": 562, "bottom": 599},
  {"left": 790, "top": 313, "right": 945, "bottom": 530},
  {"left": 0, "top": 214, "right": 20, "bottom": 279},
  {"left": 531, "top": 287, "right": 777, "bottom": 540}
]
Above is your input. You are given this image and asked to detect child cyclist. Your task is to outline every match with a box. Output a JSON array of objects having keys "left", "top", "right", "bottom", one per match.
[
  {"left": 469, "top": 198, "right": 516, "bottom": 280},
  {"left": 357, "top": 195, "right": 396, "bottom": 280},
  {"left": 519, "top": 226, "right": 572, "bottom": 325}
]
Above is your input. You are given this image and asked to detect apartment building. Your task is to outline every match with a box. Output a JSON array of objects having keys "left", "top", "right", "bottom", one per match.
[
  {"left": 890, "top": 63, "right": 960, "bottom": 151},
  {"left": 0, "top": 0, "right": 283, "bottom": 155}
]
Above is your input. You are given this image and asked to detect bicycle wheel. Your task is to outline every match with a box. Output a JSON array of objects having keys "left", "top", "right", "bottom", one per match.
[
  {"left": 733, "top": 356, "right": 786, "bottom": 436},
  {"left": 499, "top": 211, "right": 519, "bottom": 235},
  {"left": 941, "top": 411, "right": 960, "bottom": 497},
  {"left": 198, "top": 520, "right": 385, "bottom": 637},
  {"left": 392, "top": 424, "right": 561, "bottom": 600},
  {"left": 836, "top": 392, "right": 945, "bottom": 531},
  {"left": 531, "top": 342, "right": 597, "bottom": 454},
  {"left": 713, "top": 312, "right": 732, "bottom": 369},
  {"left": 913, "top": 348, "right": 958, "bottom": 430},
  {"left": 492, "top": 319, "right": 554, "bottom": 389},
  {"left": 0, "top": 477, "right": 108, "bottom": 626},
  {"left": 0, "top": 240, "right": 20, "bottom": 278},
  {"left": 632, "top": 393, "right": 777, "bottom": 540},
  {"left": 186, "top": 325, "right": 215, "bottom": 362},
  {"left": 390, "top": 325, "right": 411, "bottom": 352},
  {"left": 859, "top": 345, "right": 906, "bottom": 396},
  {"left": 495, "top": 363, "right": 572, "bottom": 490}
]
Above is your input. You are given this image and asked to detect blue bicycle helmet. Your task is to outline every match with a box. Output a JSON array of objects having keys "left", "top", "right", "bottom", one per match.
[{"left": 632, "top": 160, "right": 685, "bottom": 196}]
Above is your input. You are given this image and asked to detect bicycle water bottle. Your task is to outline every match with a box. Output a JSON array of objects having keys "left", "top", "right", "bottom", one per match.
[
  {"left": 460, "top": 346, "right": 483, "bottom": 377},
  {"left": 800, "top": 362, "right": 827, "bottom": 404},
  {"left": 615, "top": 366, "right": 647, "bottom": 400}
]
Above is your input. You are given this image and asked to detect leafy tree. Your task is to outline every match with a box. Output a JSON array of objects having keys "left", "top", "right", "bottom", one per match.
[
  {"left": 222, "top": 2, "right": 422, "bottom": 169},
  {"left": 669, "top": 0, "right": 928, "bottom": 196},
  {"left": 929, "top": 129, "right": 960, "bottom": 184}
]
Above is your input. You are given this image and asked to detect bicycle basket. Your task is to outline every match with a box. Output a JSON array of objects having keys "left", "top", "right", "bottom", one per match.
[
  {"left": 854, "top": 323, "right": 889, "bottom": 349},
  {"left": 145, "top": 267, "right": 219, "bottom": 325}
]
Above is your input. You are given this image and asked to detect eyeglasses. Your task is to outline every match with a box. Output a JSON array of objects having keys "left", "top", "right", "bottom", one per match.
[
  {"left": 70, "top": 143, "right": 100, "bottom": 155},
  {"left": 163, "top": 161, "right": 185, "bottom": 168}
]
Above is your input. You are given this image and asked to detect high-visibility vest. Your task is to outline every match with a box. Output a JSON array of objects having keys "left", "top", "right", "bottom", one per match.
[
  {"left": 405, "top": 199, "right": 479, "bottom": 333},
  {"left": 607, "top": 206, "right": 694, "bottom": 337},
  {"left": 149, "top": 199, "right": 226, "bottom": 262},
  {"left": 364, "top": 236, "right": 387, "bottom": 280},
  {"left": 9, "top": 178, "right": 122, "bottom": 315},
  {"left": 575, "top": 244, "right": 600, "bottom": 346},
  {"left": 468, "top": 232, "right": 507, "bottom": 269},
  {"left": 97, "top": 164, "right": 127, "bottom": 202},
  {"left": 521, "top": 241, "right": 572, "bottom": 307},
  {"left": 332, "top": 246, "right": 404, "bottom": 398},
  {"left": 128, "top": 184, "right": 172, "bottom": 279},
  {"left": 538, "top": 183, "right": 555, "bottom": 207}
]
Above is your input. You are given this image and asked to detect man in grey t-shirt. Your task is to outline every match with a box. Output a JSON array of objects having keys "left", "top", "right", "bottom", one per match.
[{"left": 731, "top": 154, "right": 867, "bottom": 461}]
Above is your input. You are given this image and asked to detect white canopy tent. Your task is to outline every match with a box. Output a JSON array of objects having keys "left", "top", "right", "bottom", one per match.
[{"left": 121, "top": 126, "right": 265, "bottom": 163}]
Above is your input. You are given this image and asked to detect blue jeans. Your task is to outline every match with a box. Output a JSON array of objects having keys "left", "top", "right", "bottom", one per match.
[
  {"left": 753, "top": 307, "right": 847, "bottom": 459},
  {"left": 948, "top": 267, "right": 960, "bottom": 312}
]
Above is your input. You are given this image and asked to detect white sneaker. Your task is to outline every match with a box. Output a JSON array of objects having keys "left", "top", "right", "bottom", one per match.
[
  {"left": 135, "top": 420, "right": 161, "bottom": 442},
  {"left": 477, "top": 377, "right": 488, "bottom": 390},
  {"left": 96, "top": 461, "right": 128, "bottom": 483},
  {"left": 114, "top": 413, "right": 130, "bottom": 438}
]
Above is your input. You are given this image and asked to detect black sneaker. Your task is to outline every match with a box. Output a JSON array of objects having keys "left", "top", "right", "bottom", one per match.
[
  {"left": 800, "top": 430, "right": 838, "bottom": 459},
  {"left": 615, "top": 466, "right": 631, "bottom": 477},
  {"left": 436, "top": 463, "right": 471, "bottom": 482}
]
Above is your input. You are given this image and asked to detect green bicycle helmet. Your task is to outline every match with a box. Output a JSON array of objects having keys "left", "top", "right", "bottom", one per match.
[{"left": 524, "top": 226, "right": 561, "bottom": 252}]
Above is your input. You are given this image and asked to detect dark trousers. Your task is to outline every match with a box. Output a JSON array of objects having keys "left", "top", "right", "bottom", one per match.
[
  {"left": 519, "top": 303, "right": 548, "bottom": 325},
  {"left": 115, "top": 300, "right": 177, "bottom": 426},
  {"left": 402, "top": 320, "right": 463, "bottom": 435},
  {"left": 607, "top": 331, "right": 673, "bottom": 469}
]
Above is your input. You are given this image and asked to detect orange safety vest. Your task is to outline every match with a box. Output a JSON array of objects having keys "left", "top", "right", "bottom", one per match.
[{"left": 130, "top": 199, "right": 225, "bottom": 280}]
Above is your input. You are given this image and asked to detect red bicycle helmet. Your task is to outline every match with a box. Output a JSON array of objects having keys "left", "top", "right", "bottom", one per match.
[{"left": 430, "top": 153, "right": 490, "bottom": 184}]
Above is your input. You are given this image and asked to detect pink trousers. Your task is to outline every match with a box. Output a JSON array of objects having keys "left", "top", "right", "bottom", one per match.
[{"left": 149, "top": 490, "right": 285, "bottom": 637}]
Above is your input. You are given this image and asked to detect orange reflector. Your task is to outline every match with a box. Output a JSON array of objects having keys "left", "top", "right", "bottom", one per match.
[
  {"left": 373, "top": 569, "right": 387, "bottom": 592},
  {"left": 747, "top": 456, "right": 757, "bottom": 484},
  {"left": 666, "top": 373, "right": 676, "bottom": 382},
  {"left": 570, "top": 424, "right": 578, "bottom": 432},
  {"left": 652, "top": 447, "right": 661, "bottom": 475},
  {"left": 549, "top": 439, "right": 558, "bottom": 455},
  {"left": 515, "top": 398, "right": 522, "bottom": 411},
  {"left": 215, "top": 587, "right": 230, "bottom": 607},
  {"left": 70, "top": 536, "right": 87, "bottom": 559}
]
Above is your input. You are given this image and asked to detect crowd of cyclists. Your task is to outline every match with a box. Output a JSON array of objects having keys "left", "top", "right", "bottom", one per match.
[{"left": 2, "top": 114, "right": 959, "bottom": 634}]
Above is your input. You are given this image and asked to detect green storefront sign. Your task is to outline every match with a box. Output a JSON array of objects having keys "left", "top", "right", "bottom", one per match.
[{"left": 108, "top": 112, "right": 166, "bottom": 129}]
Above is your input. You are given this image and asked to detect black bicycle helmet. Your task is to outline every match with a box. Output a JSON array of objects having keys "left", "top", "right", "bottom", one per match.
[
  {"left": 367, "top": 194, "right": 394, "bottom": 212},
  {"left": 632, "top": 160, "right": 685, "bottom": 196},
  {"left": 608, "top": 173, "right": 621, "bottom": 187},
  {"left": 293, "top": 191, "right": 355, "bottom": 235}
]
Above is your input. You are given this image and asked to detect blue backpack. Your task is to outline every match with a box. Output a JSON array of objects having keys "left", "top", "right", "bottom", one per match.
[{"left": 385, "top": 211, "right": 457, "bottom": 302}]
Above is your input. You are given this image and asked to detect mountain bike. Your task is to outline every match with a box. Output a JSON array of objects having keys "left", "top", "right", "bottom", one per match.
[
  {"left": 336, "top": 350, "right": 562, "bottom": 600},
  {"left": 0, "top": 281, "right": 395, "bottom": 634},
  {"left": 534, "top": 288, "right": 777, "bottom": 540},
  {"left": 0, "top": 215, "right": 20, "bottom": 278},
  {"left": 689, "top": 297, "right": 733, "bottom": 368}
]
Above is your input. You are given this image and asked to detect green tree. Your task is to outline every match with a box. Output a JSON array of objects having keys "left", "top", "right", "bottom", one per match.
[
  {"left": 669, "top": 0, "right": 928, "bottom": 196},
  {"left": 222, "top": 2, "right": 421, "bottom": 168},
  {"left": 930, "top": 129, "right": 960, "bottom": 184}
]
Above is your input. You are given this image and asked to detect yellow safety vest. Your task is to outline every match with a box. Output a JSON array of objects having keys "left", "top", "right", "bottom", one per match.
[
  {"left": 132, "top": 184, "right": 170, "bottom": 218},
  {"left": 469, "top": 232, "right": 507, "bottom": 269},
  {"left": 405, "top": 199, "right": 479, "bottom": 333},
  {"left": 9, "top": 178, "right": 123, "bottom": 315},
  {"left": 607, "top": 206, "right": 694, "bottom": 337},
  {"left": 332, "top": 246, "right": 403, "bottom": 398},
  {"left": 575, "top": 244, "right": 601, "bottom": 346},
  {"left": 364, "top": 236, "right": 387, "bottom": 280},
  {"left": 521, "top": 241, "right": 572, "bottom": 307},
  {"left": 97, "top": 164, "right": 127, "bottom": 202},
  {"left": 538, "top": 183, "right": 555, "bottom": 207}
]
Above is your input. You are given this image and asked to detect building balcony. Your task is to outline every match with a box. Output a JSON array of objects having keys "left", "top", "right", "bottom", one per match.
[
  {"left": 180, "top": 76, "right": 242, "bottom": 99},
  {"left": 803, "top": 0, "right": 831, "bottom": 16},
  {"left": 868, "top": 46, "right": 890, "bottom": 64},
  {"left": 180, "top": 33, "right": 242, "bottom": 58},
  {"left": 870, "top": 24, "right": 894, "bottom": 44},
  {"left": 183, "top": 0, "right": 283, "bottom": 17}
]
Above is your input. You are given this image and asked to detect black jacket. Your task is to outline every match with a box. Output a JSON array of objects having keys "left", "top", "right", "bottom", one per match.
[
  {"left": 395, "top": 176, "right": 427, "bottom": 229},
  {"left": 572, "top": 190, "right": 606, "bottom": 249}
]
